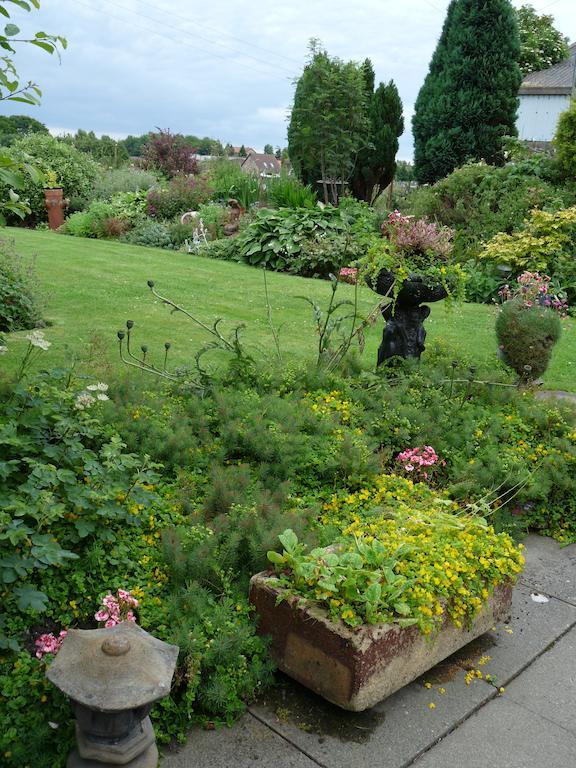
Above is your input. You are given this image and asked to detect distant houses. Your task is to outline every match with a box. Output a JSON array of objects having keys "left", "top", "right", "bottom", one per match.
[
  {"left": 517, "top": 42, "right": 576, "bottom": 148},
  {"left": 191, "top": 150, "right": 282, "bottom": 179}
]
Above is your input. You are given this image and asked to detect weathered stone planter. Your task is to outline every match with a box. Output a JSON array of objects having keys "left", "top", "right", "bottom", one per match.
[{"left": 249, "top": 574, "right": 512, "bottom": 712}]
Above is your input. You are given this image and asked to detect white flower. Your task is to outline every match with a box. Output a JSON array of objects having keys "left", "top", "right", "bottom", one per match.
[
  {"left": 86, "top": 382, "right": 108, "bottom": 392},
  {"left": 75, "top": 393, "right": 96, "bottom": 410},
  {"left": 0, "top": 345, "right": 7, "bottom": 355},
  {"left": 26, "top": 330, "right": 51, "bottom": 350},
  {"left": 96, "top": 393, "right": 109, "bottom": 401}
]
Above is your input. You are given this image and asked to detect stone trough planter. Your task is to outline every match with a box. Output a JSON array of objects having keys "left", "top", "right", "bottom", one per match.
[{"left": 249, "top": 573, "right": 512, "bottom": 712}]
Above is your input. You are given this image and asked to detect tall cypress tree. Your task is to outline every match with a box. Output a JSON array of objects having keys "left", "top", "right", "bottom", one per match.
[
  {"left": 412, "top": 0, "right": 459, "bottom": 183},
  {"left": 413, "top": 0, "right": 521, "bottom": 183}
]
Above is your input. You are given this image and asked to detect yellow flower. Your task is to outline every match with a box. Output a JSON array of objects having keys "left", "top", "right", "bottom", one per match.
[
  {"left": 424, "top": 681, "right": 432, "bottom": 689},
  {"left": 428, "top": 702, "right": 436, "bottom": 710}
]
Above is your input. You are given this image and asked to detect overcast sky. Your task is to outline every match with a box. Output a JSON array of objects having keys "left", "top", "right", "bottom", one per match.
[{"left": 2, "top": 0, "right": 573, "bottom": 159}]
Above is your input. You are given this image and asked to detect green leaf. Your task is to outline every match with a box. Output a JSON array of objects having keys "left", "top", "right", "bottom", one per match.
[
  {"left": 4, "top": 23, "right": 19, "bottom": 36},
  {"left": 393, "top": 602, "right": 412, "bottom": 616},
  {"left": 267, "top": 550, "right": 285, "bottom": 565},
  {"left": 30, "top": 39, "right": 55, "bottom": 54},
  {"left": 13, "top": 585, "right": 48, "bottom": 613},
  {"left": 278, "top": 529, "right": 298, "bottom": 553},
  {"left": 364, "top": 582, "right": 382, "bottom": 604},
  {"left": 398, "top": 618, "right": 419, "bottom": 628}
]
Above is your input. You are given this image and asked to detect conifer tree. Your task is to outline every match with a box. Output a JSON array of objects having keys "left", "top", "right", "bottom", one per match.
[
  {"left": 351, "top": 74, "right": 404, "bottom": 202},
  {"left": 412, "top": 0, "right": 459, "bottom": 183},
  {"left": 413, "top": 0, "right": 521, "bottom": 183}
]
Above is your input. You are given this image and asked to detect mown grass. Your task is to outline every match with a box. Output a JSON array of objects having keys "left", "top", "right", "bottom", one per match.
[{"left": 3, "top": 228, "right": 575, "bottom": 390}]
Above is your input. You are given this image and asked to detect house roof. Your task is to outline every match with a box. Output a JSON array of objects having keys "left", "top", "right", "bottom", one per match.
[
  {"left": 241, "top": 153, "right": 281, "bottom": 175},
  {"left": 519, "top": 43, "right": 576, "bottom": 96}
]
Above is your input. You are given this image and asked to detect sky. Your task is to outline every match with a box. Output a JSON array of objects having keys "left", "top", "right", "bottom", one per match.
[{"left": 1, "top": 0, "right": 573, "bottom": 160}]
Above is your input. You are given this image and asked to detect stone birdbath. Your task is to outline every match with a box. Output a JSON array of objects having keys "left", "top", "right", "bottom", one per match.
[{"left": 46, "top": 621, "right": 178, "bottom": 767}]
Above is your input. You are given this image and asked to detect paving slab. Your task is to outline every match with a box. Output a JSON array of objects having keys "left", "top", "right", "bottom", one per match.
[
  {"left": 248, "top": 581, "right": 576, "bottom": 768},
  {"left": 160, "top": 713, "right": 318, "bottom": 768},
  {"left": 445, "top": 581, "right": 576, "bottom": 683},
  {"left": 505, "top": 628, "right": 576, "bottom": 735},
  {"left": 411, "top": 696, "right": 576, "bottom": 768},
  {"left": 520, "top": 534, "right": 576, "bottom": 604},
  {"left": 250, "top": 667, "right": 493, "bottom": 768}
]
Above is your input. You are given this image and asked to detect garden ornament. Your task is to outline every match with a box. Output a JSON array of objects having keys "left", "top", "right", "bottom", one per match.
[
  {"left": 46, "top": 621, "right": 178, "bottom": 767},
  {"left": 370, "top": 270, "right": 447, "bottom": 364}
]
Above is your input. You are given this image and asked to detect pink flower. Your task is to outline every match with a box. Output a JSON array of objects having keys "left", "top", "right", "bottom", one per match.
[
  {"left": 35, "top": 631, "right": 67, "bottom": 659},
  {"left": 104, "top": 619, "right": 117, "bottom": 628},
  {"left": 94, "top": 610, "right": 109, "bottom": 622}
]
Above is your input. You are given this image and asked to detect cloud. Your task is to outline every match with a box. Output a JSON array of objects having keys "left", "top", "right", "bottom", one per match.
[{"left": 2, "top": 0, "right": 573, "bottom": 158}]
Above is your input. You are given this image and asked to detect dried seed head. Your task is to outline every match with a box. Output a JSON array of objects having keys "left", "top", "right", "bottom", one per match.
[
  {"left": 117, "top": 331, "right": 125, "bottom": 341},
  {"left": 147, "top": 280, "right": 155, "bottom": 288},
  {"left": 126, "top": 320, "right": 134, "bottom": 330}
]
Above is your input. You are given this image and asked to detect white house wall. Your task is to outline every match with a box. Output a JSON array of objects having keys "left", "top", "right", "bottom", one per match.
[{"left": 517, "top": 94, "right": 571, "bottom": 142}]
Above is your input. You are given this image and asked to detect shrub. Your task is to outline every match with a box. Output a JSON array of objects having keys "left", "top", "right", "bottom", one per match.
[
  {"left": 146, "top": 174, "right": 213, "bottom": 219},
  {"left": 234, "top": 204, "right": 376, "bottom": 274},
  {"left": 64, "top": 200, "right": 115, "bottom": 238},
  {"left": 479, "top": 206, "right": 576, "bottom": 303},
  {"left": 462, "top": 260, "right": 505, "bottom": 303},
  {"left": 196, "top": 202, "right": 228, "bottom": 239},
  {"left": 1, "top": 134, "right": 98, "bottom": 224},
  {"left": 496, "top": 300, "right": 561, "bottom": 381},
  {"left": 208, "top": 158, "right": 245, "bottom": 200},
  {"left": 92, "top": 166, "right": 160, "bottom": 199},
  {"left": 554, "top": 97, "right": 576, "bottom": 180},
  {"left": 405, "top": 161, "right": 568, "bottom": 259},
  {"left": 0, "top": 239, "right": 45, "bottom": 332},
  {"left": 121, "top": 220, "right": 173, "bottom": 248},
  {"left": 63, "top": 193, "right": 147, "bottom": 239},
  {"left": 141, "top": 129, "right": 198, "bottom": 178},
  {"left": 265, "top": 174, "right": 317, "bottom": 208}
]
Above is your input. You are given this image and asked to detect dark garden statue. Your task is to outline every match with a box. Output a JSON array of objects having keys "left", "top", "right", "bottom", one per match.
[{"left": 371, "top": 270, "right": 447, "bottom": 364}]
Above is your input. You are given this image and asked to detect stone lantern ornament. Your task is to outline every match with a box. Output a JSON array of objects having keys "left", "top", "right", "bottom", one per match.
[{"left": 47, "top": 621, "right": 178, "bottom": 767}]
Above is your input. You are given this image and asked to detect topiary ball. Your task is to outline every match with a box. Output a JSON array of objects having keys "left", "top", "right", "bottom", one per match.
[{"left": 496, "top": 298, "right": 561, "bottom": 382}]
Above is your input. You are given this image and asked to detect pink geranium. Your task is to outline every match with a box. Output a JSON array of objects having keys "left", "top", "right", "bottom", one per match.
[
  {"left": 396, "top": 445, "right": 445, "bottom": 483},
  {"left": 35, "top": 630, "right": 67, "bottom": 659},
  {"left": 94, "top": 589, "right": 139, "bottom": 628}
]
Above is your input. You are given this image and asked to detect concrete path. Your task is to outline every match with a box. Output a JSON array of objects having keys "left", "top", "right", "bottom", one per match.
[{"left": 162, "top": 535, "right": 576, "bottom": 768}]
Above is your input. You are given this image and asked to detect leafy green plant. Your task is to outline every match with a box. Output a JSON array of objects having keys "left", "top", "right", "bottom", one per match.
[
  {"left": 0, "top": 238, "right": 44, "bottom": 332},
  {"left": 234, "top": 204, "right": 374, "bottom": 274},
  {"left": 228, "top": 172, "right": 261, "bottom": 210},
  {"left": 554, "top": 97, "right": 576, "bottom": 180},
  {"left": 479, "top": 206, "right": 576, "bottom": 303},
  {"left": 405, "top": 161, "right": 570, "bottom": 260},
  {"left": 1, "top": 133, "right": 98, "bottom": 224},
  {"left": 146, "top": 173, "right": 213, "bottom": 219},
  {"left": 268, "top": 494, "right": 524, "bottom": 634},
  {"left": 92, "top": 166, "right": 160, "bottom": 199},
  {"left": 264, "top": 174, "right": 317, "bottom": 208}
]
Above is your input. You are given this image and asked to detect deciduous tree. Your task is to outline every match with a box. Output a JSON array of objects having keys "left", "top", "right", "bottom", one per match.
[{"left": 515, "top": 3, "right": 569, "bottom": 75}]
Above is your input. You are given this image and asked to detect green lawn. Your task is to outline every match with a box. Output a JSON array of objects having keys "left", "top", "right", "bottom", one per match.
[{"left": 3, "top": 228, "right": 575, "bottom": 390}]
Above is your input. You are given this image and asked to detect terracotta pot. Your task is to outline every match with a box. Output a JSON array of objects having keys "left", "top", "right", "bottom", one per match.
[{"left": 44, "top": 187, "right": 67, "bottom": 230}]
